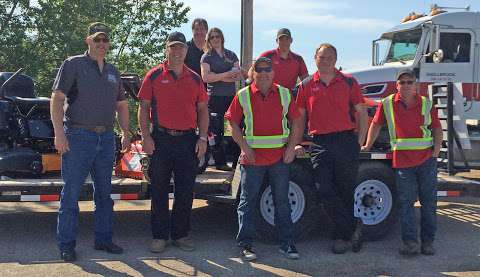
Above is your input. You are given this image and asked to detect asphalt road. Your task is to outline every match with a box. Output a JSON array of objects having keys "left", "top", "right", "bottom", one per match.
[{"left": 0, "top": 198, "right": 479, "bottom": 277}]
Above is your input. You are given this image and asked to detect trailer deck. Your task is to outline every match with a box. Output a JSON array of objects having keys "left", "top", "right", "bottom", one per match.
[{"left": 0, "top": 168, "right": 232, "bottom": 202}]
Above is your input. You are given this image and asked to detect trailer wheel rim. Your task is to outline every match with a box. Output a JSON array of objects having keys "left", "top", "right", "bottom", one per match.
[
  {"left": 260, "top": 181, "right": 306, "bottom": 226},
  {"left": 354, "top": 179, "right": 392, "bottom": 225}
]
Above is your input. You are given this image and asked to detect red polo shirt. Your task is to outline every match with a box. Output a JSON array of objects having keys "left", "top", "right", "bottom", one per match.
[
  {"left": 258, "top": 49, "right": 308, "bottom": 90},
  {"left": 138, "top": 62, "right": 208, "bottom": 130},
  {"left": 296, "top": 70, "right": 365, "bottom": 135},
  {"left": 225, "top": 83, "right": 300, "bottom": 166},
  {"left": 373, "top": 93, "right": 441, "bottom": 168}
]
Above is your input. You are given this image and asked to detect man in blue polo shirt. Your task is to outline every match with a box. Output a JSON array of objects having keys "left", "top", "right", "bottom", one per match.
[
  {"left": 51, "top": 22, "right": 130, "bottom": 262},
  {"left": 185, "top": 18, "right": 208, "bottom": 76}
]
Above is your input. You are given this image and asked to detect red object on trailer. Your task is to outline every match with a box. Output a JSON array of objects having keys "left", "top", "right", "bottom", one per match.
[{"left": 115, "top": 140, "right": 147, "bottom": 180}]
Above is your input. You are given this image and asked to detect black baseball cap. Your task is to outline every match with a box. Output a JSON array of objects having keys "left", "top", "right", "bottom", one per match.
[
  {"left": 166, "top": 31, "right": 187, "bottom": 46},
  {"left": 88, "top": 22, "right": 110, "bottom": 39},
  {"left": 396, "top": 69, "right": 416, "bottom": 80},
  {"left": 253, "top": 57, "right": 272, "bottom": 71},
  {"left": 276, "top": 28, "right": 292, "bottom": 39}
]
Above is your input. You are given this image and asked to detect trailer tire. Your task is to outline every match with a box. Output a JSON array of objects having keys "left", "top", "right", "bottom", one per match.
[
  {"left": 254, "top": 162, "right": 319, "bottom": 243},
  {"left": 354, "top": 161, "right": 398, "bottom": 241}
]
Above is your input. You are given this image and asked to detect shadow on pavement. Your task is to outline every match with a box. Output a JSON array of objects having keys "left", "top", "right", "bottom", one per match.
[{"left": 0, "top": 200, "right": 479, "bottom": 276}]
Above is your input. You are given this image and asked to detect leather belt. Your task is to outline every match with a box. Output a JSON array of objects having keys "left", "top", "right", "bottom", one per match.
[
  {"left": 70, "top": 124, "right": 113, "bottom": 133},
  {"left": 156, "top": 126, "right": 195, "bottom": 136},
  {"left": 313, "top": 129, "right": 354, "bottom": 138}
]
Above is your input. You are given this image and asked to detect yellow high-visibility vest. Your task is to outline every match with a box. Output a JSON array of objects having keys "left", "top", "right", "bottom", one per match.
[
  {"left": 237, "top": 85, "right": 291, "bottom": 149},
  {"left": 382, "top": 94, "right": 433, "bottom": 151}
]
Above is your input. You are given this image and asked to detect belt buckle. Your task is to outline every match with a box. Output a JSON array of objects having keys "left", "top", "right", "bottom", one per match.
[
  {"left": 93, "top": 126, "right": 106, "bottom": 133},
  {"left": 169, "top": 130, "right": 182, "bottom": 136}
]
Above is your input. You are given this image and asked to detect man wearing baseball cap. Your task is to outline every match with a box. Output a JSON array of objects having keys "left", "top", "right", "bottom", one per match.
[
  {"left": 362, "top": 69, "right": 443, "bottom": 256},
  {"left": 138, "top": 31, "right": 209, "bottom": 253},
  {"left": 51, "top": 22, "right": 130, "bottom": 261},
  {"left": 226, "top": 57, "right": 303, "bottom": 261},
  {"left": 89, "top": 22, "right": 110, "bottom": 39},
  {"left": 249, "top": 28, "right": 308, "bottom": 92}
]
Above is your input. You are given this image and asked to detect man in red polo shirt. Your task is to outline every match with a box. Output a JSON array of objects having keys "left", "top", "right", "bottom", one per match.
[
  {"left": 137, "top": 31, "right": 209, "bottom": 253},
  {"left": 296, "top": 43, "right": 368, "bottom": 254},
  {"left": 225, "top": 57, "right": 303, "bottom": 261},
  {"left": 362, "top": 69, "right": 442, "bottom": 256},
  {"left": 249, "top": 28, "right": 308, "bottom": 92}
]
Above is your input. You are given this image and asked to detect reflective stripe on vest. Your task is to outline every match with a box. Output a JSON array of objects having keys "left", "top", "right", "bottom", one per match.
[
  {"left": 382, "top": 94, "right": 433, "bottom": 151},
  {"left": 237, "top": 85, "right": 291, "bottom": 148}
]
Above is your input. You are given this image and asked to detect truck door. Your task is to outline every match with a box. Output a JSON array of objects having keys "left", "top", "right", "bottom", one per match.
[{"left": 419, "top": 29, "right": 474, "bottom": 83}]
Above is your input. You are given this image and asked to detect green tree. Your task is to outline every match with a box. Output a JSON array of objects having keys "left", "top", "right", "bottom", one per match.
[
  {"left": 0, "top": 0, "right": 34, "bottom": 72},
  {"left": 0, "top": 0, "right": 192, "bottom": 85},
  {"left": 0, "top": 0, "right": 189, "bottom": 131}
]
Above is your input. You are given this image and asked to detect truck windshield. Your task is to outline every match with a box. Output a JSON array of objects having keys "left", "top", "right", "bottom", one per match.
[{"left": 384, "top": 28, "right": 422, "bottom": 63}]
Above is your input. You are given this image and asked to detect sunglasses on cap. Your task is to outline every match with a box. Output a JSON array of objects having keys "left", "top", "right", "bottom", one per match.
[
  {"left": 397, "top": 80, "right": 414, "bottom": 85},
  {"left": 93, "top": 37, "right": 110, "bottom": 43},
  {"left": 255, "top": 66, "right": 272, "bottom": 73}
]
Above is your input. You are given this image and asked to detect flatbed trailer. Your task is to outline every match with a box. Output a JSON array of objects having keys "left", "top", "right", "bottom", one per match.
[{"left": 0, "top": 169, "right": 231, "bottom": 202}]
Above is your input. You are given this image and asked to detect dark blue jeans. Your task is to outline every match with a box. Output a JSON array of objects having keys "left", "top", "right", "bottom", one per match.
[
  {"left": 396, "top": 157, "right": 438, "bottom": 243},
  {"left": 236, "top": 160, "right": 294, "bottom": 247},
  {"left": 57, "top": 127, "right": 115, "bottom": 251},
  {"left": 149, "top": 131, "right": 198, "bottom": 240}
]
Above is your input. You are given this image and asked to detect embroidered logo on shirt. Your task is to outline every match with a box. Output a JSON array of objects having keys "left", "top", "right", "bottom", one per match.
[
  {"left": 312, "top": 86, "right": 320, "bottom": 92},
  {"left": 107, "top": 74, "right": 117, "bottom": 83},
  {"left": 161, "top": 79, "right": 169, "bottom": 84}
]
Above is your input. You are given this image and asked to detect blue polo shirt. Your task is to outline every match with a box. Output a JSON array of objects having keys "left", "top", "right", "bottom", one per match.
[
  {"left": 52, "top": 51, "right": 126, "bottom": 127},
  {"left": 200, "top": 48, "right": 239, "bottom": 97}
]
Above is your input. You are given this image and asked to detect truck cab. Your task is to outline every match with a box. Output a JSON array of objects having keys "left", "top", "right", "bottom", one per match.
[{"left": 350, "top": 8, "right": 480, "bottom": 121}]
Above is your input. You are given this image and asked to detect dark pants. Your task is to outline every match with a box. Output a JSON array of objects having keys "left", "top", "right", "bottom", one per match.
[
  {"left": 57, "top": 127, "right": 115, "bottom": 251},
  {"left": 149, "top": 131, "right": 198, "bottom": 240},
  {"left": 396, "top": 157, "right": 438, "bottom": 243},
  {"left": 208, "top": 96, "right": 234, "bottom": 167},
  {"left": 310, "top": 130, "right": 359, "bottom": 240}
]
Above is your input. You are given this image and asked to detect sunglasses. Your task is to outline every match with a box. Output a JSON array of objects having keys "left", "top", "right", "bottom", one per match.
[
  {"left": 398, "top": 80, "right": 414, "bottom": 85},
  {"left": 209, "top": 35, "right": 221, "bottom": 40},
  {"left": 255, "top": 67, "right": 272, "bottom": 73},
  {"left": 93, "top": 37, "right": 110, "bottom": 43}
]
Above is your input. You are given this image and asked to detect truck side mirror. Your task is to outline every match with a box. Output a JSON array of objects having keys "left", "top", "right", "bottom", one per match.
[
  {"left": 432, "top": 49, "right": 444, "bottom": 63},
  {"left": 372, "top": 40, "right": 379, "bottom": 66}
]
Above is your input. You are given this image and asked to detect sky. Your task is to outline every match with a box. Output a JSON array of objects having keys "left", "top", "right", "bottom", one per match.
[{"left": 176, "top": 0, "right": 478, "bottom": 73}]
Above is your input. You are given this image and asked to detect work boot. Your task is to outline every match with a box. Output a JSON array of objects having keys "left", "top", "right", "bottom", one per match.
[
  {"left": 332, "top": 239, "right": 350, "bottom": 254},
  {"left": 399, "top": 241, "right": 420, "bottom": 256},
  {"left": 421, "top": 241, "right": 435, "bottom": 255},
  {"left": 150, "top": 239, "right": 167, "bottom": 253},
  {"left": 173, "top": 236, "right": 195, "bottom": 252},
  {"left": 279, "top": 244, "right": 300, "bottom": 260},
  {"left": 351, "top": 219, "right": 363, "bottom": 253},
  {"left": 241, "top": 245, "right": 257, "bottom": 261},
  {"left": 94, "top": 242, "right": 124, "bottom": 254},
  {"left": 60, "top": 249, "right": 76, "bottom": 262}
]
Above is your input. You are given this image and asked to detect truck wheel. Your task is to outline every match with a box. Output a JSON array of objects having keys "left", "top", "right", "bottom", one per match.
[
  {"left": 354, "top": 161, "right": 397, "bottom": 240},
  {"left": 255, "top": 162, "right": 318, "bottom": 243}
]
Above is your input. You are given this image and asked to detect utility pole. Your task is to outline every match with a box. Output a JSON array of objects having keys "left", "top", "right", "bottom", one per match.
[{"left": 240, "top": 0, "right": 253, "bottom": 70}]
